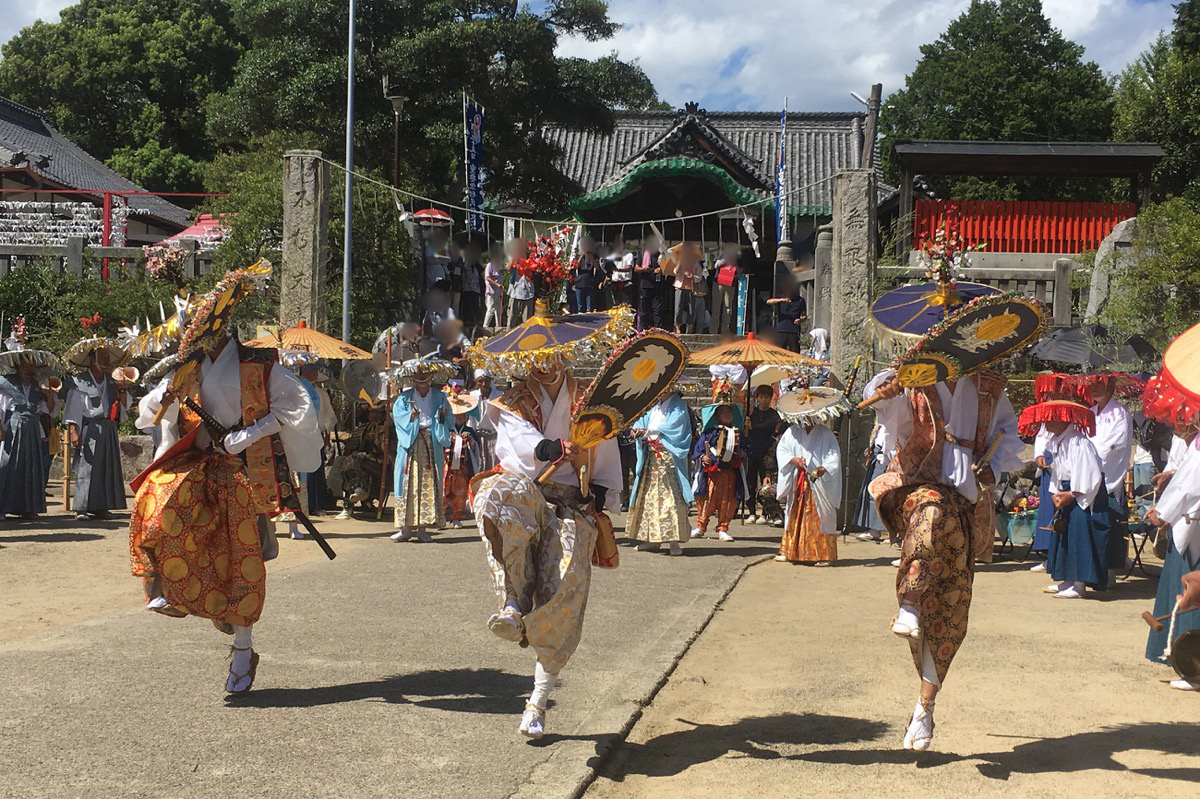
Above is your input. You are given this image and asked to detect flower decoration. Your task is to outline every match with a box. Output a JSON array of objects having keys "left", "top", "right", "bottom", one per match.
[
  {"left": 917, "top": 210, "right": 986, "bottom": 289},
  {"left": 80, "top": 312, "right": 102, "bottom": 332},
  {"left": 142, "top": 241, "right": 188, "bottom": 286},
  {"left": 9, "top": 315, "right": 27, "bottom": 347},
  {"left": 513, "top": 235, "right": 570, "bottom": 302}
]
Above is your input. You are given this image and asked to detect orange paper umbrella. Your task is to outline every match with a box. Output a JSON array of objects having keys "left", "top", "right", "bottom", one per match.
[
  {"left": 243, "top": 319, "right": 372, "bottom": 360},
  {"left": 689, "top": 333, "right": 826, "bottom": 369},
  {"left": 689, "top": 332, "right": 827, "bottom": 415}
]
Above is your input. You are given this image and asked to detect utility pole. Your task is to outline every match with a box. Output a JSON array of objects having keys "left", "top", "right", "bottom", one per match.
[
  {"left": 340, "top": 0, "right": 357, "bottom": 343},
  {"left": 863, "top": 83, "right": 882, "bottom": 169}
]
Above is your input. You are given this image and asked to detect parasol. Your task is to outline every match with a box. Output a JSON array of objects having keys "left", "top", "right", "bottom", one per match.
[
  {"left": 1143, "top": 320, "right": 1200, "bottom": 425},
  {"left": 860, "top": 293, "right": 1048, "bottom": 408},
  {"left": 570, "top": 330, "right": 689, "bottom": 448},
  {"left": 870, "top": 281, "right": 999, "bottom": 346},
  {"left": 468, "top": 305, "right": 633, "bottom": 380},
  {"left": 443, "top": 385, "right": 479, "bottom": 415},
  {"left": 751, "top": 363, "right": 794, "bottom": 387},
  {"left": 1031, "top": 324, "right": 1160, "bottom": 369},
  {"left": 413, "top": 208, "right": 452, "bottom": 227},
  {"left": 689, "top": 332, "right": 827, "bottom": 417},
  {"left": 64, "top": 337, "right": 130, "bottom": 373},
  {"left": 777, "top": 386, "right": 849, "bottom": 425},
  {"left": 243, "top": 319, "right": 372, "bottom": 360}
]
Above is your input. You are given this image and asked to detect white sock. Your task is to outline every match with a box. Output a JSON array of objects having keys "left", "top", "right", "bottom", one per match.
[
  {"left": 896, "top": 602, "right": 920, "bottom": 629},
  {"left": 227, "top": 624, "right": 254, "bottom": 691},
  {"left": 530, "top": 661, "right": 554, "bottom": 709}
]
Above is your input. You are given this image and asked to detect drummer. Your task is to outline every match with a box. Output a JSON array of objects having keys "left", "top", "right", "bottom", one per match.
[{"left": 1142, "top": 352, "right": 1200, "bottom": 691}]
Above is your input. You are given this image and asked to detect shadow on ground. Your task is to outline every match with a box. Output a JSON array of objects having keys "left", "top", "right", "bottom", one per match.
[
  {"left": 228, "top": 667, "right": 530, "bottom": 715},
  {"left": 591, "top": 713, "right": 889, "bottom": 780},
  {"left": 791, "top": 721, "right": 1200, "bottom": 781}
]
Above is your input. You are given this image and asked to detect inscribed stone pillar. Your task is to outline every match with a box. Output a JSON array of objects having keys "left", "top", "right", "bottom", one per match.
[
  {"left": 830, "top": 169, "right": 876, "bottom": 381},
  {"left": 281, "top": 150, "right": 331, "bottom": 331},
  {"left": 814, "top": 223, "right": 833, "bottom": 331},
  {"left": 831, "top": 169, "right": 876, "bottom": 528}
]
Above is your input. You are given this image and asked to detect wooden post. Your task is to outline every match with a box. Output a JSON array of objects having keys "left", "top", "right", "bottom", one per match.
[
  {"left": 896, "top": 169, "right": 913, "bottom": 263},
  {"left": 862, "top": 83, "right": 882, "bottom": 169}
]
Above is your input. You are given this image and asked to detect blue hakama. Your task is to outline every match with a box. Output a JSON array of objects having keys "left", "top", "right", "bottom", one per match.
[{"left": 1048, "top": 479, "right": 1112, "bottom": 589}]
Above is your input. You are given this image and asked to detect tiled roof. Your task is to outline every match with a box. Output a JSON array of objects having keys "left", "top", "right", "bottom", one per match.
[
  {"left": 548, "top": 108, "right": 870, "bottom": 215},
  {"left": 0, "top": 96, "right": 189, "bottom": 228}
]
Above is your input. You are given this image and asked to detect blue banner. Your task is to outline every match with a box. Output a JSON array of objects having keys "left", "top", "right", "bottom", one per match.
[
  {"left": 736, "top": 275, "right": 750, "bottom": 335},
  {"left": 775, "top": 103, "right": 787, "bottom": 243},
  {"left": 465, "top": 99, "right": 485, "bottom": 232}
]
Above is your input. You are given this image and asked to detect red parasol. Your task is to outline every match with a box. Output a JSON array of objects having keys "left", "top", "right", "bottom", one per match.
[{"left": 413, "top": 208, "right": 452, "bottom": 227}]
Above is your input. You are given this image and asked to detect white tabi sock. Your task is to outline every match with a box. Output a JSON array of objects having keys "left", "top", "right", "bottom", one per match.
[
  {"left": 228, "top": 624, "right": 254, "bottom": 689},
  {"left": 530, "top": 661, "right": 554, "bottom": 709}
]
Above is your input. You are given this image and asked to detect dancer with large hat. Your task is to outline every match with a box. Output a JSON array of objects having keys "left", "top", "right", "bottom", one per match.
[
  {"left": 387, "top": 356, "right": 455, "bottom": 542},
  {"left": 0, "top": 317, "right": 62, "bottom": 519},
  {"left": 864, "top": 291, "right": 1041, "bottom": 751},
  {"left": 1018, "top": 400, "right": 1111, "bottom": 598},
  {"left": 63, "top": 331, "right": 132, "bottom": 521},
  {"left": 129, "top": 261, "right": 322, "bottom": 694},
  {"left": 774, "top": 381, "right": 847, "bottom": 566},
  {"left": 467, "top": 236, "right": 631, "bottom": 739},
  {"left": 1141, "top": 323, "right": 1200, "bottom": 690}
]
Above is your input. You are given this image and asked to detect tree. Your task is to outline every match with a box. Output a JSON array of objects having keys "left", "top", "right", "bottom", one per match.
[
  {"left": 0, "top": 0, "right": 244, "bottom": 192},
  {"left": 1100, "top": 198, "right": 1200, "bottom": 347},
  {"left": 1113, "top": 6, "right": 1200, "bottom": 202},
  {"left": 202, "top": 133, "right": 415, "bottom": 347},
  {"left": 206, "top": 0, "right": 660, "bottom": 210},
  {"left": 879, "top": 0, "right": 1114, "bottom": 200}
]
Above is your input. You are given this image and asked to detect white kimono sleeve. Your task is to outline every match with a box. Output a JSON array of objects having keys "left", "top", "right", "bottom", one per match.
[
  {"left": 988, "top": 393, "right": 1024, "bottom": 475},
  {"left": 268, "top": 365, "right": 322, "bottom": 474},
  {"left": 1051, "top": 433, "right": 1105, "bottom": 510}
]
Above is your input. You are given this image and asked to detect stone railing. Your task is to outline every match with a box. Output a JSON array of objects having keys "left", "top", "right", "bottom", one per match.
[{"left": 0, "top": 237, "right": 217, "bottom": 278}]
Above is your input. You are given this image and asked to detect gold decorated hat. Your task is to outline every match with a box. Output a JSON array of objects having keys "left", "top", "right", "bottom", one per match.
[{"left": 177, "top": 260, "right": 272, "bottom": 360}]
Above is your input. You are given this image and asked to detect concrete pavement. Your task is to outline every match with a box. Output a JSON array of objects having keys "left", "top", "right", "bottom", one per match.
[{"left": 0, "top": 511, "right": 774, "bottom": 799}]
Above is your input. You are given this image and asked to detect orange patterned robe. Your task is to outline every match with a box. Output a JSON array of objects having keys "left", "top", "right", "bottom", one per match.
[
  {"left": 129, "top": 350, "right": 295, "bottom": 626},
  {"left": 778, "top": 473, "right": 836, "bottom": 562}
]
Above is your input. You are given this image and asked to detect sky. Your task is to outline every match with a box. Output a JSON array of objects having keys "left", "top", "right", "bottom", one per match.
[{"left": 1, "top": 0, "right": 1179, "bottom": 112}]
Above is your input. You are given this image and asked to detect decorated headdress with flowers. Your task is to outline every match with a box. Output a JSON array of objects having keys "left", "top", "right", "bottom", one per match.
[
  {"left": 0, "top": 316, "right": 63, "bottom": 372},
  {"left": 443, "top": 383, "right": 479, "bottom": 414},
  {"left": 1018, "top": 400, "right": 1096, "bottom": 438}
]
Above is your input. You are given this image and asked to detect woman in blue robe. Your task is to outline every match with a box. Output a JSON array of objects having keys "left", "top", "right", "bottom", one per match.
[{"left": 627, "top": 391, "right": 693, "bottom": 555}]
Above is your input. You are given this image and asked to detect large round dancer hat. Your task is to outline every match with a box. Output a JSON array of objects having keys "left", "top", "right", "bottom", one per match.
[
  {"left": 64, "top": 337, "right": 129, "bottom": 373},
  {"left": 468, "top": 304, "right": 632, "bottom": 380},
  {"left": 1144, "top": 321, "right": 1200, "bottom": 424},
  {"left": 870, "top": 281, "right": 1000, "bottom": 344},
  {"left": 777, "top": 386, "right": 849, "bottom": 424}
]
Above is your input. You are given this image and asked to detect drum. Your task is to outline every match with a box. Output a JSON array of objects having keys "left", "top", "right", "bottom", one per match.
[
  {"left": 1171, "top": 629, "right": 1200, "bottom": 683},
  {"left": 714, "top": 425, "right": 739, "bottom": 463}
]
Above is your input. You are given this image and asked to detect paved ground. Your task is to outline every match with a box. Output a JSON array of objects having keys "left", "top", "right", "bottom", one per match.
[
  {"left": 0, "top": 508, "right": 773, "bottom": 799},
  {"left": 583, "top": 538, "right": 1200, "bottom": 799}
]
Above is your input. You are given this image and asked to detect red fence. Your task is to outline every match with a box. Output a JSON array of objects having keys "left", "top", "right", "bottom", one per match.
[{"left": 914, "top": 199, "right": 1136, "bottom": 254}]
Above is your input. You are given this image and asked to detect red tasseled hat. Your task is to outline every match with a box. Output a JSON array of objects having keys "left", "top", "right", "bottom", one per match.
[
  {"left": 1076, "top": 372, "right": 1146, "bottom": 399},
  {"left": 1018, "top": 400, "right": 1096, "bottom": 438},
  {"left": 1033, "top": 373, "right": 1093, "bottom": 404}
]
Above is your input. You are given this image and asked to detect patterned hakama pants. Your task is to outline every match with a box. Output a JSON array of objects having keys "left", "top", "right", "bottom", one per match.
[
  {"left": 882, "top": 484, "right": 975, "bottom": 685},
  {"left": 394, "top": 430, "right": 444, "bottom": 530},
  {"left": 627, "top": 448, "right": 689, "bottom": 544},
  {"left": 473, "top": 471, "right": 598, "bottom": 674}
]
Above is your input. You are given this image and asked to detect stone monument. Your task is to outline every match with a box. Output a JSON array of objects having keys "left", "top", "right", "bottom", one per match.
[{"left": 281, "top": 150, "right": 331, "bottom": 331}]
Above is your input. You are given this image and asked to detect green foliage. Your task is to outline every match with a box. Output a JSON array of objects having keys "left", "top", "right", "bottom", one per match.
[
  {"left": 879, "top": 0, "right": 1114, "bottom": 200},
  {"left": 0, "top": 261, "right": 180, "bottom": 355},
  {"left": 0, "top": 0, "right": 244, "bottom": 193},
  {"left": 202, "top": 133, "right": 413, "bottom": 346},
  {"left": 1100, "top": 198, "right": 1200, "bottom": 347},
  {"left": 205, "top": 0, "right": 659, "bottom": 210},
  {"left": 1113, "top": 15, "right": 1200, "bottom": 202}
]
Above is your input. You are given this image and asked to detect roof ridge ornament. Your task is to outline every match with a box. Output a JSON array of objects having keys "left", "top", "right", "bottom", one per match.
[{"left": 679, "top": 101, "right": 707, "bottom": 118}]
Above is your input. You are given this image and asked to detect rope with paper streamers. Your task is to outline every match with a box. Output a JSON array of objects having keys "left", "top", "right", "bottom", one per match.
[{"left": 316, "top": 156, "right": 835, "bottom": 232}]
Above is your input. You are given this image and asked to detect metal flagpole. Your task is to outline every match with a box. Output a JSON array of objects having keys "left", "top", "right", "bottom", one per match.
[{"left": 340, "top": 0, "right": 357, "bottom": 343}]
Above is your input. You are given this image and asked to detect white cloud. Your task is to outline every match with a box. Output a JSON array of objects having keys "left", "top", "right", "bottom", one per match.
[
  {"left": 0, "top": 0, "right": 73, "bottom": 57},
  {"left": 559, "top": 0, "right": 1177, "bottom": 111}
]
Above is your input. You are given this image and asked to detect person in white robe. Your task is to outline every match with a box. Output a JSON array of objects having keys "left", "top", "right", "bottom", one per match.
[
  {"left": 468, "top": 369, "right": 502, "bottom": 472},
  {"left": 473, "top": 358, "right": 621, "bottom": 740},
  {"left": 1042, "top": 418, "right": 1111, "bottom": 598},
  {"left": 1145, "top": 427, "right": 1200, "bottom": 689},
  {"left": 1088, "top": 378, "right": 1133, "bottom": 571},
  {"left": 775, "top": 418, "right": 841, "bottom": 564}
]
